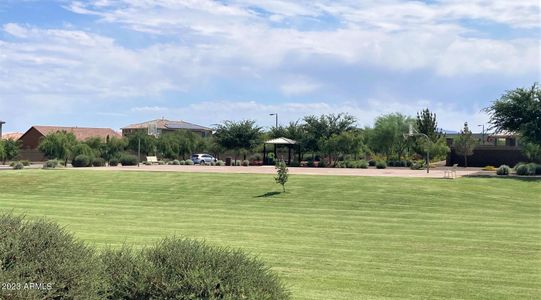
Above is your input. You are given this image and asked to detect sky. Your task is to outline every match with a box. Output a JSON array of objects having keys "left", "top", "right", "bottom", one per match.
[{"left": 0, "top": 0, "right": 539, "bottom": 133}]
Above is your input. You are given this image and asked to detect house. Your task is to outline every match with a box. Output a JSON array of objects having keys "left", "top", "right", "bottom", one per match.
[
  {"left": 446, "top": 132, "right": 527, "bottom": 167},
  {"left": 121, "top": 118, "right": 212, "bottom": 137},
  {"left": 18, "top": 126, "right": 121, "bottom": 161}
]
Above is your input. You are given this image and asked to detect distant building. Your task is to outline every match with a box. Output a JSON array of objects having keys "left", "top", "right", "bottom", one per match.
[
  {"left": 121, "top": 119, "right": 212, "bottom": 137},
  {"left": 446, "top": 132, "right": 527, "bottom": 167},
  {"left": 18, "top": 126, "right": 121, "bottom": 161},
  {"left": 0, "top": 120, "right": 5, "bottom": 139}
]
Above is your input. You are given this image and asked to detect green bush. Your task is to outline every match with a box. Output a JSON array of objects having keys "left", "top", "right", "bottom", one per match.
[
  {"left": 387, "top": 160, "right": 395, "bottom": 167},
  {"left": 101, "top": 238, "right": 289, "bottom": 300},
  {"left": 158, "top": 161, "right": 165, "bottom": 165},
  {"left": 496, "top": 165, "right": 510, "bottom": 176},
  {"left": 216, "top": 160, "right": 225, "bottom": 166},
  {"left": 92, "top": 157, "right": 106, "bottom": 167},
  {"left": 405, "top": 160, "right": 413, "bottom": 167},
  {"left": 234, "top": 160, "right": 241, "bottom": 166},
  {"left": 12, "top": 162, "right": 24, "bottom": 170},
  {"left": 72, "top": 154, "right": 91, "bottom": 168},
  {"left": 172, "top": 159, "right": 180, "bottom": 165},
  {"left": 535, "top": 164, "right": 541, "bottom": 175},
  {"left": 210, "top": 161, "right": 216, "bottom": 166},
  {"left": 179, "top": 160, "right": 186, "bottom": 165},
  {"left": 345, "top": 160, "right": 356, "bottom": 168},
  {"left": 120, "top": 154, "right": 138, "bottom": 166},
  {"left": 515, "top": 163, "right": 536, "bottom": 176},
  {"left": 410, "top": 161, "right": 425, "bottom": 170},
  {"left": 376, "top": 161, "right": 387, "bottom": 169},
  {"left": 0, "top": 213, "right": 107, "bottom": 299},
  {"left": 185, "top": 160, "right": 194, "bottom": 165},
  {"left": 317, "top": 160, "right": 326, "bottom": 168},
  {"left": 20, "top": 160, "right": 30, "bottom": 166},
  {"left": 368, "top": 160, "right": 376, "bottom": 167},
  {"left": 359, "top": 160, "right": 368, "bottom": 169},
  {"left": 306, "top": 160, "right": 315, "bottom": 167},
  {"left": 242, "top": 160, "right": 250, "bottom": 166},
  {"left": 43, "top": 159, "right": 60, "bottom": 169},
  {"left": 109, "top": 158, "right": 119, "bottom": 167},
  {"left": 335, "top": 161, "right": 346, "bottom": 168}
]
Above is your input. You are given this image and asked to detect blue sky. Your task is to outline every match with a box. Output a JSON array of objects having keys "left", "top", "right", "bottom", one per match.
[{"left": 0, "top": 0, "right": 539, "bottom": 133}]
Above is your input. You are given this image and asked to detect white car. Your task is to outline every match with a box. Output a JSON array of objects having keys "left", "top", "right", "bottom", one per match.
[{"left": 191, "top": 153, "right": 217, "bottom": 164}]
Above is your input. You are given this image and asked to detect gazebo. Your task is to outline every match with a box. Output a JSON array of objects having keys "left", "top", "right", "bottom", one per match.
[{"left": 263, "top": 137, "right": 300, "bottom": 165}]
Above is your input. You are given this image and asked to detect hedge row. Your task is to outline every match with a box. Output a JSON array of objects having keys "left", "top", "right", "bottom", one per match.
[{"left": 0, "top": 213, "right": 289, "bottom": 300}]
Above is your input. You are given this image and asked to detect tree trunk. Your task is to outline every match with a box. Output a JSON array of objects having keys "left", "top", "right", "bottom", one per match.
[{"left": 464, "top": 155, "right": 468, "bottom": 168}]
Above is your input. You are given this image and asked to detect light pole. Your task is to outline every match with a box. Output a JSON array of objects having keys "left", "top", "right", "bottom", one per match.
[
  {"left": 269, "top": 113, "right": 278, "bottom": 128},
  {"left": 478, "top": 124, "right": 485, "bottom": 145},
  {"left": 405, "top": 124, "right": 431, "bottom": 174}
]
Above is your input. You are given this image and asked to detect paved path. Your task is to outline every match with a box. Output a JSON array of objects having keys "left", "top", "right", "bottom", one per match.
[{"left": 71, "top": 165, "right": 487, "bottom": 178}]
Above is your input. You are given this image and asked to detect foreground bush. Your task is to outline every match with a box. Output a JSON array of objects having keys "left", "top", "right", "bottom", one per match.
[
  {"left": 496, "top": 165, "right": 510, "bottom": 176},
  {"left": 0, "top": 213, "right": 289, "bottom": 300},
  {"left": 72, "top": 154, "right": 91, "bottom": 167},
  {"left": 119, "top": 154, "right": 138, "bottom": 166},
  {"left": 376, "top": 161, "right": 387, "bottom": 169},
  {"left": 12, "top": 161, "right": 24, "bottom": 170},
  {"left": 515, "top": 163, "right": 536, "bottom": 176},
  {"left": 0, "top": 213, "right": 106, "bottom": 299},
  {"left": 102, "top": 238, "right": 289, "bottom": 300}
]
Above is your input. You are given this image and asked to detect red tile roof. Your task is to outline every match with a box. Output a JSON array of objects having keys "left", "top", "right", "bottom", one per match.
[
  {"left": 30, "top": 126, "right": 121, "bottom": 141},
  {"left": 1, "top": 132, "right": 23, "bottom": 140}
]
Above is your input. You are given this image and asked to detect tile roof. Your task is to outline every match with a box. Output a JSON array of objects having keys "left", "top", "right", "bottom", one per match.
[
  {"left": 1, "top": 132, "right": 23, "bottom": 140},
  {"left": 122, "top": 119, "right": 211, "bottom": 131},
  {"left": 30, "top": 126, "right": 121, "bottom": 141}
]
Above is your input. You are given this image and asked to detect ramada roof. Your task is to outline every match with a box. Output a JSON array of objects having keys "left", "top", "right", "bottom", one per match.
[
  {"left": 122, "top": 119, "right": 212, "bottom": 131},
  {"left": 25, "top": 126, "right": 121, "bottom": 141}
]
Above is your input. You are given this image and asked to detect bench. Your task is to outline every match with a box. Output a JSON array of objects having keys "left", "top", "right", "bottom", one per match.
[
  {"left": 146, "top": 156, "right": 158, "bottom": 164},
  {"left": 443, "top": 164, "right": 458, "bottom": 179}
]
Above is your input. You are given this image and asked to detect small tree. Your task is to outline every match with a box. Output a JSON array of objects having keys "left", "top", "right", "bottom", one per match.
[
  {"left": 1, "top": 138, "right": 21, "bottom": 164},
  {"left": 38, "top": 131, "right": 78, "bottom": 166},
  {"left": 454, "top": 122, "right": 477, "bottom": 167},
  {"left": 275, "top": 160, "right": 289, "bottom": 192}
]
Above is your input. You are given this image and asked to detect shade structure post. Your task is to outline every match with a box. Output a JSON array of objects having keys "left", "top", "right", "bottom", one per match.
[
  {"left": 288, "top": 146, "right": 291, "bottom": 165},
  {"left": 263, "top": 143, "right": 267, "bottom": 165}
]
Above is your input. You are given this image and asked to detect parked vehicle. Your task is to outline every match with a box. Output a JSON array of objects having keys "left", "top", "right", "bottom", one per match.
[{"left": 191, "top": 153, "right": 217, "bottom": 164}]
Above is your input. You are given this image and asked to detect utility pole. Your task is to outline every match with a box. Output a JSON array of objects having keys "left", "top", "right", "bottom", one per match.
[
  {"left": 269, "top": 113, "right": 278, "bottom": 128},
  {"left": 478, "top": 124, "right": 485, "bottom": 145}
]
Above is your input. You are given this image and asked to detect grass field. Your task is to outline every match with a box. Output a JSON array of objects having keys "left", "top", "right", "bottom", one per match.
[{"left": 0, "top": 169, "right": 539, "bottom": 299}]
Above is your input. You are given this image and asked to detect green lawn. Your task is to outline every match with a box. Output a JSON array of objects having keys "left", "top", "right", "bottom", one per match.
[{"left": 0, "top": 170, "right": 540, "bottom": 299}]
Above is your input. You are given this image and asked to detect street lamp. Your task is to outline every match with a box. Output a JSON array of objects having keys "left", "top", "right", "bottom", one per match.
[
  {"left": 269, "top": 113, "right": 278, "bottom": 128},
  {"left": 404, "top": 124, "right": 431, "bottom": 174},
  {"left": 478, "top": 124, "right": 485, "bottom": 145}
]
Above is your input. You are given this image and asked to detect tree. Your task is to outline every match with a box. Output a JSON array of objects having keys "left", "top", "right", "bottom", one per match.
[
  {"left": 38, "top": 131, "right": 78, "bottom": 166},
  {"left": 416, "top": 109, "right": 442, "bottom": 141},
  {"left": 274, "top": 160, "right": 289, "bottom": 192},
  {"left": 103, "top": 136, "right": 127, "bottom": 162},
  {"left": 454, "top": 122, "right": 477, "bottom": 167},
  {"left": 126, "top": 131, "right": 157, "bottom": 156},
  {"left": 302, "top": 113, "right": 357, "bottom": 159},
  {"left": 0, "top": 138, "right": 21, "bottom": 163},
  {"left": 485, "top": 83, "right": 541, "bottom": 145},
  {"left": 368, "top": 113, "right": 415, "bottom": 160},
  {"left": 414, "top": 108, "right": 449, "bottom": 162},
  {"left": 214, "top": 120, "right": 262, "bottom": 162},
  {"left": 319, "top": 130, "right": 364, "bottom": 164},
  {"left": 0, "top": 141, "right": 5, "bottom": 163}
]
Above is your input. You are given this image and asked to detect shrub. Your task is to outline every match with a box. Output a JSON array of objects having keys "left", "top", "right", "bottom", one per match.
[
  {"left": 535, "top": 164, "right": 541, "bottom": 175},
  {"left": 210, "top": 161, "right": 216, "bottom": 166},
  {"left": 317, "top": 160, "right": 326, "bottom": 168},
  {"left": 345, "top": 160, "right": 356, "bottom": 168},
  {"left": 289, "top": 161, "right": 300, "bottom": 167},
  {"left": 482, "top": 166, "right": 497, "bottom": 171},
  {"left": 158, "top": 161, "right": 165, "bottom": 165},
  {"left": 405, "top": 160, "right": 413, "bottom": 167},
  {"left": 72, "top": 154, "right": 91, "bottom": 167},
  {"left": 0, "top": 213, "right": 107, "bottom": 299},
  {"left": 368, "top": 160, "right": 376, "bottom": 167},
  {"left": 185, "top": 160, "right": 194, "bottom": 165},
  {"left": 120, "top": 154, "right": 138, "bottom": 166},
  {"left": 20, "top": 160, "right": 30, "bottom": 166},
  {"left": 216, "top": 160, "right": 225, "bottom": 166},
  {"left": 234, "top": 160, "right": 241, "bottom": 166},
  {"left": 306, "top": 160, "right": 315, "bottom": 167},
  {"left": 410, "top": 160, "right": 425, "bottom": 170},
  {"left": 335, "top": 161, "right": 346, "bottom": 168},
  {"left": 496, "top": 165, "right": 510, "bottom": 176},
  {"left": 387, "top": 160, "right": 395, "bottom": 167},
  {"left": 92, "top": 157, "right": 106, "bottom": 167},
  {"left": 359, "top": 160, "right": 368, "bottom": 169},
  {"left": 43, "top": 159, "right": 59, "bottom": 169},
  {"left": 376, "top": 161, "right": 387, "bottom": 169},
  {"left": 179, "top": 160, "right": 186, "bottom": 165},
  {"left": 515, "top": 163, "right": 537, "bottom": 176},
  {"left": 242, "top": 160, "right": 250, "bottom": 166},
  {"left": 172, "top": 159, "right": 180, "bottom": 165},
  {"left": 101, "top": 238, "right": 289, "bottom": 300},
  {"left": 109, "top": 158, "right": 119, "bottom": 167},
  {"left": 12, "top": 162, "right": 24, "bottom": 170}
]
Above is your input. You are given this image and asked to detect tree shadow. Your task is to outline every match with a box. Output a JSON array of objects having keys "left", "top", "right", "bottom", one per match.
[
  {"left": 254, "top": 191, "right": 282, "bottom": 198},
  {"left": 464, "top": 173, "right": 541, "bottom": 182}
]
